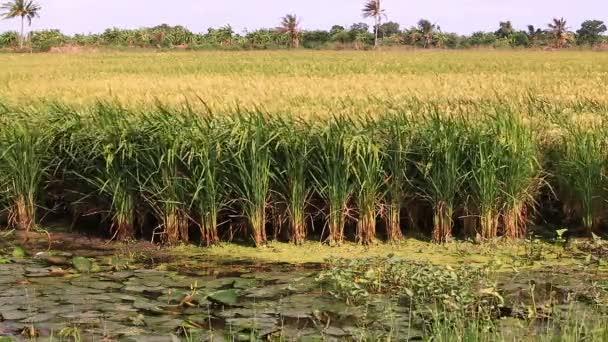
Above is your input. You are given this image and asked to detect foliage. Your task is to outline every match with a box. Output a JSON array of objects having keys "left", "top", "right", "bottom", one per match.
[
  {"left": 30, "top": 29, "right": 68, "bottom": 51},
  {"left": 576, "top": 20, "right": 607, "bottom": 46},
  {"left": 317, "top": 256, "right": 503, "bottom": 330}
]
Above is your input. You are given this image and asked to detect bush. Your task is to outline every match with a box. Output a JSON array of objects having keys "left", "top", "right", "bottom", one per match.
[{"left": 30, "top": 30, "right": 68, "bottom": 52}]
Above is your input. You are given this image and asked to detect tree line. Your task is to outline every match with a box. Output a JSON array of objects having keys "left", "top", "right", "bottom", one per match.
[{"left": 1, "top": 0, "right": 607, "bottom": 52}]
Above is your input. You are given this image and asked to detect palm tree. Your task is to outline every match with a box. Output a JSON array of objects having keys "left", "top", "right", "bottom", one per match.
[
  {"left": 1, "top": 0, "right": 41, "bottom": 49},
  {"left": 362, "top": 0, "right": 386, "bottom": 48},
  {"left": 417, "top": 19, "right": 437, "bottom": 48},
  {"left": 548, "top": 17, "right": 568, "bottom": 48},
  {"left": 278, "top": 14, "right": 301, "bottom": 48},
  {"left": 527, "top": 25, "right": 543, "bottom": 45},
  {"left": 496, "top": 21, "right": 513, "bottom": 38}
]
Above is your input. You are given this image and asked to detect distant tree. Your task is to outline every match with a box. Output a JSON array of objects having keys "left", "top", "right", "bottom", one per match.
[
  {"left": 509, "top": 31, "right": 530, "bottom": 47},
  {"left": 350, "top": 22, "right": 370, "bottom": 33},
  {"left": 526, "top": 25, "right": 543, "bottom": 45},
  {"left": 329, "top": 25, "right": 345, "bottom": 36},
  {"left": 278, "top": 14, "right": 301, "bottom": 48},
  {"left": 0, "top": 0, "right": 41, "bottom": 48},
  {"left": 466, "top": 31, "right": 497, "bottom": 47},
  {"left": 362, "top": 0, "right": 386, "bottom": 48},
  {"left": 378, "top": 21, "right": 400, "bottom": 38},
  {"left": 576, "top": 20, "right": 607, "bottom": 46},
  {"left": 496, "top": 21, "right": 514, "bottom": 38},
  {"left": 301, "top": 30, "right": 331, "bottom": 48},
  {"left": 417, "top": 19, "right": 438, "bottom": 48},
  {"left": 0, "top": 30, "right": 19, "bottom": 47},
  {"left": 548, "top": 17, "right": 569, "bottom": 48}
]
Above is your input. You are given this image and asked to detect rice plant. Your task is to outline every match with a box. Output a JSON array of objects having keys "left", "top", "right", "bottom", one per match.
[
  {"left": 349, "top": 118, "right": 385, "bottom": 245},
  {"left": 137, "top": 107, "right": 191, "bottom": 245},
  {"left": 415, "top": 112, "right": 468, "bottom": 243},
  {"left": 184, "top": 113, "right": 226, "bottom": 246},
  {"left": 65, "top": 104, "right": 140, "bottom": 240},
  {"left": 556, "top": 123, "right": 607, "bottom": 236},
  {"left": 274, "top": 116, "right": 312, "bottom": 244},
  {"left": 494, "top": 110, "right": 542, "bottom": 239},
  {"left": 226, "top": 112, "right": 278, "bottom": 246},
  {"left": 467, "top": 123, "right": 503, "bottom": 240},
  {"left": 310, "top": 116, "right": 354, "bottom": 246},
  {"left": 381, "top": 113, "right": 413, "bottom": 241},
  {"left": 0, "top": 111, "right": 53, "bottom": 231}
]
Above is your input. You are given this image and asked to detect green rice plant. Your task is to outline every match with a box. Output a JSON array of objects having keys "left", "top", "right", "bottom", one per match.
[
  {"left": 0, "top": 110, "right": 53, "bottom": 231},
  {"left": 467, "top": 122, "right": 503, "bottom": 240},
  {"left": 556, "top": 122, "right": 607, "bottom": 236},
  {"left": 137, "top": 107, "right": 190, "bottom": 245},
  {"left": 184, "top": 113, "right": 226, "bottom": 246},
  {"left": 66, "top": 104, "right": 140, "bottom": 240},
  {"left": 380, "top": 113, "right": 413, "bottom": 241},
  {"left": 274, "top": 116, "right": 312, "bottom": 244},
  {"left": 494, "top": 110, "right": 542, "bottom": 239},
  {"left": 348, "top": 118, "right": 385, "bottom": 245},
  {"left": 415, "top": 112, "right": 468, "bottom": 243},
  {"left": 225, "top": 112, "right": 278, "bottom": 246},
  {"left": 310, "top": 116, "right": 354, "bottom": 246}
]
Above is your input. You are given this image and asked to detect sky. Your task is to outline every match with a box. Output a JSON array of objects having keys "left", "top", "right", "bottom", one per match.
[{"left": 0, "top": 0, "right": 605, "bottom": 35}]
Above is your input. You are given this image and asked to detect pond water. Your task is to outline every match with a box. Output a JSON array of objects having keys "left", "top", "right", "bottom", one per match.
[
  {"left": 0, "top": 252, "right": 375, "bottom": 341},
  {"left": 1, "top": 235, "right": 607, "bottom": 341}
]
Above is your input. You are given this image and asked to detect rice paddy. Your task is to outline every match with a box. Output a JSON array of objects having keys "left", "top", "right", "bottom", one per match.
[
  {"left": 2, "top": 50, "right": 608, "bottom": 340},
  {"left": 0, "top": 50, "right": 608, "bottom": 245}
]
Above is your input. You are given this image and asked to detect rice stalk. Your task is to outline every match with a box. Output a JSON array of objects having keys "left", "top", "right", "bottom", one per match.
[
  {"left": 381, "top": 113, "right": 413, "bottom": 241},
  {"left": 0, "top": 112, "right": 53, "bottom": 231},
  {"left": 349, "top": 118, "right": 385, "bottom": 245},
  {"left": 310, "top": 116, "right": 354, "bottom": 246},
  {"left": 556, "top": 122, "right": 607, "bottom": 236},
  {"left": 226, "top": 112, "right": 277, "bottom": 246},
  {"left": 275, "top": 116, "right": 311, "bottom": 244},
  {"left": 185, "top": 113, "right": 226, "bottom": 246},
  {"left": 415, "top": 112, "right": 468, "bottom": 243}
]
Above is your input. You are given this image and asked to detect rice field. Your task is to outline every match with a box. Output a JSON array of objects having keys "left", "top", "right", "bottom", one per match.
[{"left": 0, "top": 50, "right": 608, "bottom": 246}]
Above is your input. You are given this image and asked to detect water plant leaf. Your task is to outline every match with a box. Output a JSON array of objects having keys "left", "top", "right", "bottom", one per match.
[{"left": 208, "top": 289, "right": 239, "bottom": 306}]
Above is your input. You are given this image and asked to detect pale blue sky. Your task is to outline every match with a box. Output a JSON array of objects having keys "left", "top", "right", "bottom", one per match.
[{"left": 0, "top": 0, "right": 605, "bottom": 35}]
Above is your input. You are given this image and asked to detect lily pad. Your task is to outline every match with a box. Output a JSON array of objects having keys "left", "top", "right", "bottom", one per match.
[
  {"left": 72, "top": 257, "right": 93, "bottom": 273},
  {"left": 208, "top": 289, "right": 239, "bottom": 306},
  {"left": 12, "top": 246, "right": 26, "bottom": 258}
]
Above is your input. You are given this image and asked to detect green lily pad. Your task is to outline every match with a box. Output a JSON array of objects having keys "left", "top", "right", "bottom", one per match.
[
  {"left": 72, "top": 256, "right": 93, "bottom": 273},
  {"left": 1, "top": 309, "right": 30, "bottom": 320},
  {"left": 208, "top": 289, "right": 239, "bottom": 306},
  {"left": 12, "top": 246, "right": 26, "bottom": 258}
]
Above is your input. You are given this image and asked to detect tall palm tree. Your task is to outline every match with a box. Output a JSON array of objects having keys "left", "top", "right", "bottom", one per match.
[
  {"left": 1, "top": 0, "right": 41, "bottom": 49},
  {"left": 362, "top": 0, "right": 386, "bottom": 48},
  {"left": 527, "top": 25, "right": 543, "bottom": 45},
  {"left": 417, "top": 19, "right": 437, "bottom": 48},
  {"left": 278, "top": 14, "right": 301, "bottom": 48},
  {"left": 548, "top": 17, "right": 568, "bottom": 48},
  {"left": 496, "top": 21, "right": 513, "bottom": 38}
]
